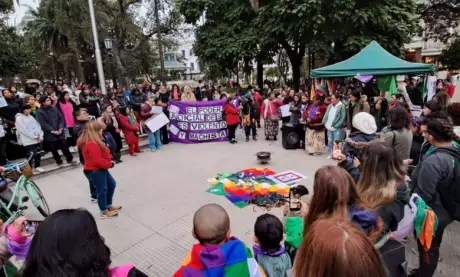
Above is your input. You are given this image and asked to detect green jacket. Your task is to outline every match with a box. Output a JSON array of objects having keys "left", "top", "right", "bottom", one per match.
[
  {"left": 321, "top": 103, "right": 346, "bottom": 129},
  {"left": 284, "top": 216, "right": 303, "bottom": 249}
]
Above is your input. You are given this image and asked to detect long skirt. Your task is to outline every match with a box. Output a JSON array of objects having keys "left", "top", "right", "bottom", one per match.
[
  {"left": 264, "top": 119, "right": 279, "bottom": 138},
  {"left": 305, "top": 128, "right": 325, "bottom": 154}
]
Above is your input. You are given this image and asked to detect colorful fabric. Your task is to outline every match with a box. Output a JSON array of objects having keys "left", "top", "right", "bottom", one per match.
[
  {"left": 305, "top": 128, "right": 325, "bottom": 154},
  {"left": 414, "top": 196, "right": 438, "bottom": 254},
  {"left": 376, "top": 76, "right": 398, "bottom": 100},
  {"left": 173, "top": 237, "right": 265, "bottom": 277},
  {"left": 264, "top": 119, "right": 279, "bottom": 138},
  {"left": 207, "top": 168, "right": 289, "bottom": 208}
]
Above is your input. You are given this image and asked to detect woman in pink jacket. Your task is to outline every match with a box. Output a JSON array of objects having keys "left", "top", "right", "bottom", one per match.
[{"left": 261, "top": 92, "right": 283, "bottom": 141}]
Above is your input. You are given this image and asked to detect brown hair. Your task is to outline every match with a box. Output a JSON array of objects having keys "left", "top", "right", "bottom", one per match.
[
  {"left": 303, "top": 166, "right": 368, "bottom": 235},
  {"left": 357, "top": 144, "right": 405, "bottom": 208},
  {"left": 294, "top": 219, "right": 387, "bottom": 277},
  {"left": 77, "top": 121, "right": 105, "bottom": 149}
]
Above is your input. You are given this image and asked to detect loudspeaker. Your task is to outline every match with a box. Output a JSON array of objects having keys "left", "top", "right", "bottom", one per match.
[{"left": 282, "top": 123, "right": 301, "bottom": 150}]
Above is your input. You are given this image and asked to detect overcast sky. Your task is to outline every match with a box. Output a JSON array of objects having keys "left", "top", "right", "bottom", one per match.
[{"left": 8, "top": 0, "right": 39, "bottom": 26}]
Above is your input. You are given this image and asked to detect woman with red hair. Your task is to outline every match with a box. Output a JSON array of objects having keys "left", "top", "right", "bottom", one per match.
[{"left": 294, "top": 219, "right": 387, "bottom": 277}]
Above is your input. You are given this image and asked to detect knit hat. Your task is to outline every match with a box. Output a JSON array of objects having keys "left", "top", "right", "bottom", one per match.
[{"left": 352, "top": 112, "right": 377, "bottom": 135}]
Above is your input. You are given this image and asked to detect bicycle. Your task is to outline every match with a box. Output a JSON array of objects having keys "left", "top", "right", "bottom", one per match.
[{"left": 0, "top": 150, "right": 50, "bottom": 225}]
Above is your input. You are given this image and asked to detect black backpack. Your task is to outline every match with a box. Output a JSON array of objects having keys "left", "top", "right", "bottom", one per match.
[{"left": 436, "top": 148, "right": 460, "bottom": 221}]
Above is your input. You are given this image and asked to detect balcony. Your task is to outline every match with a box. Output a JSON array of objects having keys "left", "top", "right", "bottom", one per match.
[{"left": 422, "top": 39, "right": 444, "bottom": 56}]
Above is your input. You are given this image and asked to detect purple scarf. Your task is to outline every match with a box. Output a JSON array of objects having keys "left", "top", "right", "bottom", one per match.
[
  {"left": 7, "top": 238, "right": 31, "bottom": 260},
  {"left": 253, "top": 244, "right": 286, "bottom": 257},
  {"left": 308, "top": 105, "right": 319, "bottom": 120}
]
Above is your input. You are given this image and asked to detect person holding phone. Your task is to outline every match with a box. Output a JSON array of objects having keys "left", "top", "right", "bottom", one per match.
[{"left": 78, "top": 121, "right": 121, "bottom": 219}]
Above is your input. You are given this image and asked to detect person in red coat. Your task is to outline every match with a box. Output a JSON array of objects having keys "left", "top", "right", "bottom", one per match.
[
  {"left": 224, "top": 97, "right": 241, "bottom": 144},
  {"left": 119, "top": 107, "right": 141, "bottom": 156},
  {"left": 252, "top": 89, "right": 263, "bottom": 128},
  {"left": 77, "top": 121, "right": 121, "bottom": 219}
]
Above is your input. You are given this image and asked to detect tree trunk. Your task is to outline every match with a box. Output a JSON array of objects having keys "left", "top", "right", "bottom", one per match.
[
  {"left": 256, "top": 58, "right": 263, "bottom": 90},
  {"left": 291, "top": 58, "right": 301, "bottom": 91},
  {"left": 113, "top": 47, "right": 128, "bottom": 88},
  {"left": 154, "top": 0, "right": 165, "bottom": 83}
]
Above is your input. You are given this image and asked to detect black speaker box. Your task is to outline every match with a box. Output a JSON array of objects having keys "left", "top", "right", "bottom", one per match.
[{"left": 281, "top": 123, "right": 302, "bottom": 150}]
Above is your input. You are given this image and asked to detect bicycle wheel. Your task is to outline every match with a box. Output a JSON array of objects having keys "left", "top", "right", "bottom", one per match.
[{"left": 26, "top": 181, "right": 50, "bottom": 217}]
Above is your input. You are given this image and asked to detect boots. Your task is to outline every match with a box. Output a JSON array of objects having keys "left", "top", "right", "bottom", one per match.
[{"left": 114, "top": 151, "right": 122, "bottom": 163}]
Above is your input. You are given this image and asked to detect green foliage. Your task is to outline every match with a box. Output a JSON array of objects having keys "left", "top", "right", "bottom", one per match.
[
  {"left": 422, "top": 1, "right": 460, "bottom": 43},
  {"left": 264, "top": 67, "right": 280, "bottom": 78},
  {"left": 439, "top": 36, "right": 460, "bottom": 70},
  {"left": 0, "top": 26, "right": 39, "bottom": 77}
]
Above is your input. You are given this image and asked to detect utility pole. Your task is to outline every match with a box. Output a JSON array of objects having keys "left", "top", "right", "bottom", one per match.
[
  {"left": 154, "top": 0, "right": 165, "bottom": 83},
  {"left": 88, "top": 0, "right": 107, "bottom": 94}
]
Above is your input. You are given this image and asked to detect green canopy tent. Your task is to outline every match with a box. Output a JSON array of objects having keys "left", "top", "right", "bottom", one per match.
[{"left": 310, "top": 41, "right": 434, "bottom": 78}]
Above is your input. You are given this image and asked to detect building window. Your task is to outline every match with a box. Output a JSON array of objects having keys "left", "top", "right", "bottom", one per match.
[
  {"left": 181, "top": 50, "right": 186, "bottom": 57},
  {"left": 190, "top": 62, "right": 195, "bottom": 71},
  {"left": 189, "top": 49, "right": 194, "bottom": 56}
]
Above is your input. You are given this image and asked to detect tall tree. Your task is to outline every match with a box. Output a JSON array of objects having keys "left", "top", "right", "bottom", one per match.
[
  {"left": 180, "top": 0, "right": 418, "bottom": 90},
  {"left": 422, "top": 0, "right": 460, "bottom": 42}
]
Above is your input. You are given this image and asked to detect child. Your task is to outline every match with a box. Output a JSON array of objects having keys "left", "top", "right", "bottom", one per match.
[
  {"left": 174, "top": 203, "right": 266, "bottom": 277},
  {"left": 253, "top": 214, "right": 292, "bottom": 277},
  {"left": 119, "top": 107, "right": 141, "bottom": 156}
]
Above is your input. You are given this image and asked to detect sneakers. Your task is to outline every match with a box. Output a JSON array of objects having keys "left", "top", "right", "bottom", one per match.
[
  {"left": 273, "top": 136, "right": 277, "bottom": 141},
  {"left": 69, "top": 160, "right": 79, "bottom": 165},
  {"left": 100, "top": 210, "right": 118, "bottom": 219},
  {"left": 33, "top": 167, "right": 45, "bottom": 174},
  {"left": 253, "top": 136, "right": 257, "bottom": 141},
  {"left": 69, "top": 146, "right": 78, "bottom": 153},
  {"left": 246, "top": 137, "right": 250, "bottom": 142},
  {"left": 91, "top": 198, "right": 98, "bottom": 203}
]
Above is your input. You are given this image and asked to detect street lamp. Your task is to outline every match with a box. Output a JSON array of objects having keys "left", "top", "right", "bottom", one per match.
[
  {"left": 104, "top": 35, "right": 117, "bottom": 89},
  {"left": 88, "top": 0, "right": 107, "bottom": 94}
]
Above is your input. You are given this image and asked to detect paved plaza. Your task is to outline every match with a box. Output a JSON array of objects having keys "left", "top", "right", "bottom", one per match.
[{"left": 28, "top": 131, "right": 460, "bottom": 277}]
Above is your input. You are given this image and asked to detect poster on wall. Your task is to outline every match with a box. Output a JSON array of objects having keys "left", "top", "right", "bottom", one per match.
[{"left": 168, "top": 100, "right": 228, "bottom": 144}]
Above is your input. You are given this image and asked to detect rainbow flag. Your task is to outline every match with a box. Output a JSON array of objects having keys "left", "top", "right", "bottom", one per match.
[
  {"left": 173, "top": 238, "right": 266, "bottom": 277},
  {"left": 206, "top": 168, "right": 290, "bottom": 208}
]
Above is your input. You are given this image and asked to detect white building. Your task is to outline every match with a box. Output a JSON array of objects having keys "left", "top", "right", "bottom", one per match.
[{"left": 176, "top": 32, "right": 203, "bottom": 80}]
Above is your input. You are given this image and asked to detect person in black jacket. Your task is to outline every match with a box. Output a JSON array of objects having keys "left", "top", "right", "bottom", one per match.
[
  {"left": 79, "top": 87, "right": 100, "bottom": 118},
  {"left": 409, "top": 117, "right": 460, "bottom": 277},
  {"left": 37, "top": 95, "right": 77, "bottom": 166},
  {"left": 129, "top": 88, "right": 145, "bottom": 123},
  {"left": 116, "top": 89, "right": 129, "bottom": 110}
]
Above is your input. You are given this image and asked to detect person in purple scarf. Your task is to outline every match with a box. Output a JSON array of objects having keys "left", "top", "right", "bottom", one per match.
[{"left": 253, "top": 214, "right": 292, "bottom": 277}]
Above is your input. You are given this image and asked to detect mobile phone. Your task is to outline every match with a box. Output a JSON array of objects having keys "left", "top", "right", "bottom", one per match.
[
  {"left": 289, "top": 188, "right": 301, "bottom": 212},
  {"left": 23, "top": 220, "right": 41, "bottom": 234}
]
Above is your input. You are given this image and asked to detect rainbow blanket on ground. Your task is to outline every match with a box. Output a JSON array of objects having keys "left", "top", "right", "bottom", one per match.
[
  {"left": 173, "top": 237, "right": 266, "bottom": 277},
  {"left": 206, "top": 168, "right": 290, "bottom": 208}
]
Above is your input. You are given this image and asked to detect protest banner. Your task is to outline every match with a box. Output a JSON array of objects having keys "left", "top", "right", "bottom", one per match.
[{"left": 168, "top": 100, "right": 228, "bottom": 144}]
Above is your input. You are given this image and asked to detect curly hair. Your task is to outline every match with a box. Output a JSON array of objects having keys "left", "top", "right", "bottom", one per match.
[
  {"left": 447, "top": 102, "right": 460, "bottom": 126},
  {"left": 386, "top": 106, "right": 410, "bottom": 131},
  {"left": 426, "top": 117, "right": 460, "bottom": 144}
]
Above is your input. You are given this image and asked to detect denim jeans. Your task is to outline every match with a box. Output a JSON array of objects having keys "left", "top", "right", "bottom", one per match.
[
  {"left": 84, "top": 170, "right": 97, "bottom": 199},
  {"left": 327, "top": 128, "right": 343, "bottom": 154},
  {"left": 147, "top": 131, "right": 162, "bottom": 150},
  {"left": 86, "top": 170, "right": 116, "bottom": 212}
]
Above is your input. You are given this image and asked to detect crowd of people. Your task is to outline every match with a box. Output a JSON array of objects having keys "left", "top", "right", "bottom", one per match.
[{"left": 0, "top": 78, "right": 458, "bottom": 276}]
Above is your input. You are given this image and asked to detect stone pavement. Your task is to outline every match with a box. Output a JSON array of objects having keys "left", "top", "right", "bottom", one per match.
[{"left": 26, "top": 130, "right": 460, "bottom": 277}]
